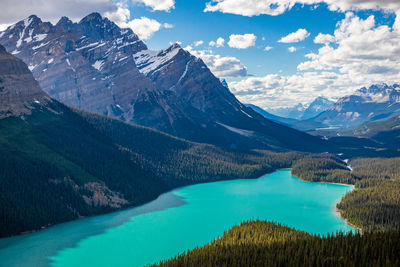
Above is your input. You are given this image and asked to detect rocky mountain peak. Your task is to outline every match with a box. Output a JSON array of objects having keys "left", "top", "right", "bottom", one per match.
[
  {"left": 78, "top": 12, "right": 123, "bottom": 42},
  {"left": 56, "top": 16, "right": 73, "bottom": 28},
  {"left": 79, "top": 12, "right": 103, "bottom": 23}
]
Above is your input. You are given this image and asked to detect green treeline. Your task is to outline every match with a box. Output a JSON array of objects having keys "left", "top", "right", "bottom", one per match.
[
  {"left": 292, "top": 156, "right": 400, "bottom": 231},
  {"left": 338, "top": 158, "right": 400, "bottom": 232},
  {"left": 156, "top": 220, "right": 400, "bottom": 267},
  {"left": 291, "top": 154, "right": 356, "bottom": 184}
]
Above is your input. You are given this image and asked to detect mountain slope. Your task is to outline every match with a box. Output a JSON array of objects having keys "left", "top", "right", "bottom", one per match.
[
  {"left": 346, "top": 115, "right": 400, "bottom": 150},
  {"left": 0, "top": 45, "right": 306, "bottom": 237},
  {"left": 312, "top": 84, "right": 400, "bottom": 129},
  {"left": 0, "top": 44, "right": 50, "bottom": 117},
  {"left": 0, "top": 13, "right": 328, "bottom": 152}
]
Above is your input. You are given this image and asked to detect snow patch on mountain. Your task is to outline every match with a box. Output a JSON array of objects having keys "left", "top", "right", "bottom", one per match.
[
  {"left": 133, "top": 45, "right": 181, "bottom": 75},
  {"left": 217, "top": 123, "right": 254, "bottom": 137},
  {"left": 92, "top": 60, "right": 104, "bottom": 71}
]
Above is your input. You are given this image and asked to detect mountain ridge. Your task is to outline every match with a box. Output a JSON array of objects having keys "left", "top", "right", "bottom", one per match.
[
  {"left": 312, "top": 83, "right": 400, "bottom": 129},
  {"left": 0, "top": 13, "right": 329, "bottom": 152}
]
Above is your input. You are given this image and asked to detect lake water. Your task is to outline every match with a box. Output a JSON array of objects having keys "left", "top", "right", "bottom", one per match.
[{"left": 0, "top": 169, "right": 354, "bottom": 267}]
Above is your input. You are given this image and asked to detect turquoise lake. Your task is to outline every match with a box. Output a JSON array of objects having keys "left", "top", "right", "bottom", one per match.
[{"left": 0, "top": 169, "right": 354, "bottom": 267}]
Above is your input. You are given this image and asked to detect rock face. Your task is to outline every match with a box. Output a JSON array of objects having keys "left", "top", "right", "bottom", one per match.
[
  {"left": 0, "top": 13, "right": 327, "bottom": 151},
  {"left": 312, "top": 84, "right": 400, "bottom": 129},
  {"left": 0, "top": 44, "right": 50, "bottom": 118}
]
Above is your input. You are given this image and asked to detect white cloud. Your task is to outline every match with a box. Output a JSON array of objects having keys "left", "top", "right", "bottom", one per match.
[
  {"left": 228, "top": 33, "right": 257, "bottom": 49},
  {"left": 288, "top": 46, "right": 297, "bottom": 52},
  {"left": 185, "top": 46, "right": 248, "bottom": 77},
  {"left": 104, "top": 2, "right": 130, "bottom": 25},
  {"left": 194, "top": 40, "right": 204, "bottom": 46},
  {"left": 229, "top": 71, "right": 360, "bottom": 109},
  {"left": 278, "top": 28, "right": 310, "bottom": 43},
  {"left": 209, "top": 37, "right": 225, "bottom": 47},
  {"left": 104, "top": 4, "right": 171, "bottom": 41},
  {"left": 228, "top": 12, "right": 400, "bottom": 109},
  {"left": 163, "top": 23, "right": 174, "bottom": 28},
  {"left": 264, "top": 46, "right": 273, "bottom": 51},
  {"left": 298, "top": 12, "right": 400, "bottom": 80},
  {"left": 314, "top": 33, "right": 335, "bottom": 44},
  {"left": 134, "top": 0, "right": 175, "bottom": 12},
  {"left": 125, "top": 17, "right": 162, "bottom": 40},
  {"left": 204, "top": 0, "right": 400, "bottom": 17}
]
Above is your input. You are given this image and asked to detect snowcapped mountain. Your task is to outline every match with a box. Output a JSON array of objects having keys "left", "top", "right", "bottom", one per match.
[
  {"left": 300, "top": 97, "right": 334, "bottom": 120},
  {"left": 0, "top": 13, "right": 328, "bottom": 152},
  {"left": 266, "top": 97, "right": 333, "bottom": 120},
  {"left": 312, "top": 83, "right": 400, "bottom": 129}
]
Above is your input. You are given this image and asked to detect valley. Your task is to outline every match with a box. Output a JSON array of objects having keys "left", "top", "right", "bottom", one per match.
[
  {"left": 0, "top": 6, "right": 400, "bottom": 267},
  {"left": 0, "top": 170, "right": 353, "bottom": 267}
]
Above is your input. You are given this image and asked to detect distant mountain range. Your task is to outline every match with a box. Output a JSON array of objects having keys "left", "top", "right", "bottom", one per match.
[
  {"left": 312, "top": 84, "right": 400, "bottom": 129},
  {"left": 0, "top": 13, "right": 328, "bottom": 152},
  {"left": 266, "top": 97, "right": 334, "bottom": 120}
]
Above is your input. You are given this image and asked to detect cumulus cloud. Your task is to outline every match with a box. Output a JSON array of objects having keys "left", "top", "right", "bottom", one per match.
[
  {"left": 298, "top": 12, "right": 400, "bottom": 79},
  {"left": 314, "top": 33, "right": 335, "bottom": 44},
  {"left": 103, "top": 2, "right": 130, "bottom": 25},
  {"left": 104, "top": 4, "right": 172, "bottom": 40},
  {"left": 185, "top": 46, "right": 248, "bottom": 77},
  {"left": 204, "top": 0, "right": 400, "bottom": 17},
  {"left": 194, "top": 40, "right": 204, "bottom": 46},
  {"left": 278, "top": 28, "right": 310, "bottom": 43},
  {"left": 228, "top": 33, "right": 257, "bottom": 49},
  {"left": 229, "top": 71, "right": 359, "bottom": 109},
  {"left": 228, "top": 12, "right": 400, "bottom": 109},
  {"left": 288, "top": 46, "right": 297, "bottom": 52},
  {"left": 209, "top": 37, "right": 225, "bottom": 47},
  {"left": 134, "top": 0, "right": 175, "bottom": 12},
  {"left": 264, "top": 46, "right": 273, "bottom": 51},
  {"left": 125, "top": 17, "right": 162, "bottom": 40}
]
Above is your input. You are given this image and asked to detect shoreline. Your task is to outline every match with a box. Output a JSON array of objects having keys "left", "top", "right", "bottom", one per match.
[
  {"left": 290, "top": 172, "right": 359, "bottom": 232},
  {"left": 334, "top": 199, "right": 363, "bottom": 233},
  {"left": 1, "top": 168, "right": 281, "bottom": 239},
  {"left": 3, "top": 169, "right": 360, "bottom": 239}
]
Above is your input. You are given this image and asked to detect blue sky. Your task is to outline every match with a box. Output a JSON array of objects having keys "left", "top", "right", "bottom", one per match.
[
  {"left": 1, "top": 0, "right": 400, "bottom": 109},
  {"left": 128, "top": 1, "right": 395, "bottom": 77},
  {"left": 113, "top": 1, "right": 399, "bottom": 109},
  {"left": 135, "top": 1, "right": 345, "bottom": 76}
]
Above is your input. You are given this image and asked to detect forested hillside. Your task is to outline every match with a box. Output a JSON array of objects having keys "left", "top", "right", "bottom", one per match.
[
  {"left": 156, "top": 220, "right": 400, "bottom": 267},
  {"left": 0, "top": 100, "right": 306, "bottom": 237}
]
